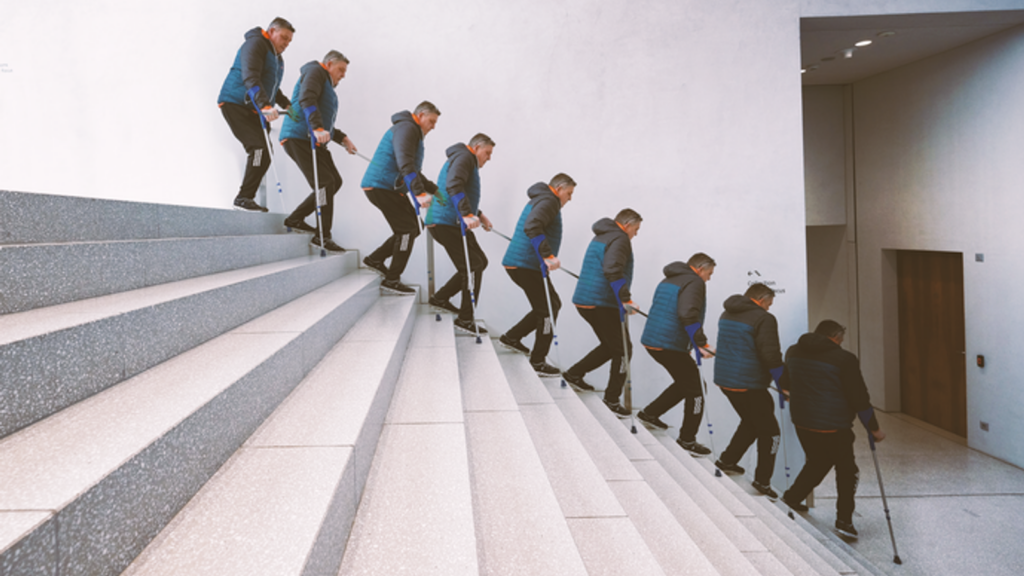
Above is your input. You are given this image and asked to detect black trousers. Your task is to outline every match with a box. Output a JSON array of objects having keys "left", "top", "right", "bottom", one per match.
[
  {"left": 365, "top": 187, "right": 421, "bottom": 282},
  {"left": 221, "top": 103, "right": 272, "bottom": 200},
  {"left": 431, "top": 225, "right": 487, "bottom": 321},
  {"left": 719, "top": 388, "right": 781, "bottom": 485},
  {"left": 282, "top": 139, "right": 343, "bottom": 237},
  {"left": 643, "top": 348, "right": 704, "bottom": 442},
  {"left": 568, "top": 306, "right": 632, "bottom": 402},
  {"left": 785, "top": 427, "right": 859, "bottom": 523},
  {"left": 505, "top": 267, "right": 560, "bottom": 365}
]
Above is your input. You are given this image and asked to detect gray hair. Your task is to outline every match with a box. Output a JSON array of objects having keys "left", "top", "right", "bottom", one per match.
[
  {"left": 744, "top": 282, "right": 775, "bottom": 302},
  {"left": 814, "top": 319, "right": 846, "bottom": 338},
  {"left": 549, "top": 173, "right": 577, "bottom": 189},
  {"left": 615, "top": 208, "right": 642, "bottom": 226},
  {"left": 687, "top": 252, "right": 716, "bottom": 270},
  {"left": 468, "top": 133, "right": 495, "bottom": 148},
  {"left": 268, "top": 17, "right": 295, "bottom": 33},
  {"left": 323, "top": 50, "right": 350, "bottom": 65},
  {"left": 414, "top": 101, "right": 441, "bottom": 116}
]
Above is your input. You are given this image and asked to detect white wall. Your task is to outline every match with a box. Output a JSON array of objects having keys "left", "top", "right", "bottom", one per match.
[{"left": 851, "top": 23, "right": 1024, "bottom": 466}]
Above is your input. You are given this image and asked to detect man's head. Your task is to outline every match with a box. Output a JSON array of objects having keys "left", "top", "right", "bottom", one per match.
[
  {"left": 267, "top": 18, "right": 295, "bottom": 54},
  {"left": 814, "top": 319, "right": 846, "bottom": 345},
  {"left": 413, "top": 101, "right": 441, "bottom": 136},
  {"left": 615, "top": 208, "right": 642, "bottom": 239},
  {"left": 688, "top": 252, "right": 716, "bottom": 282},
  {"left": 468, "top": 133, "right": 495, "bottom": 168},
  {"left": 549, "top": 173, "right": 577, "bottom": 206},
  {"left": 323, "top": 51, "right": 350, "bottom": 86},
  {"left": 745, "top": 282, "right": 775, "bottom": 311}
]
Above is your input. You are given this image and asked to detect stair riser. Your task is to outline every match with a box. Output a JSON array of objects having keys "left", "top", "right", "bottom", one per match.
[{"left": 0, "top": 256, "right": 354, "bottom": 439}]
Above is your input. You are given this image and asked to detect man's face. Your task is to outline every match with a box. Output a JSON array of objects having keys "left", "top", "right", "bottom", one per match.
[
  {"left": 474, "top": 144, "right": 494, "bottom": 168},
  {"left": 327, "top": 61, "right": 348, "bottom": 85},
  {"left": 416, "top": 112, "right": 440, "bottom": 136},
  {"left": 555, "top": 184, "right": 575, "bottom": 206},
  {"left": 267, "top": 27, "right": 293, "bottom": 54},
  {"left": 698, "top": 265, "right": 715, "bottom": 282},
  {"left": 624, "top": 221, "right": 641, "bottom": 240}
]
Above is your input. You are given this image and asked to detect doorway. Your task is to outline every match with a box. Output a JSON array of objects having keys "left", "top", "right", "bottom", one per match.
[{"left": 897, "top": 250, "right": 967, "bottom": 437}]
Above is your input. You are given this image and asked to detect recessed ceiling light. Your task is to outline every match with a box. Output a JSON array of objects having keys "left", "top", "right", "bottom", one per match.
[
  {"left": 855, "top": 39, "right": 873, "bottom": 47},
  {"left": 877, "top": 31, "right": 896, "bottom": 38}
]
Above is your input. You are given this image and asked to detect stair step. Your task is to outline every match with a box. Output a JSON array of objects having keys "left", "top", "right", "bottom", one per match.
[
  {"left": 0, "top": 190, "right": 283, "bottom": 245},
  {"left": 0, "top": 234, "right": 316, "bottom": 314},
  {"left": 122, "top": 295, "right": 417, "bottom": 576},
  {"left": 456, "top": 338, "right": 588, "bottom": 575},
  {"left": 0, "top": 271, "right": 378, "bottom": 576},
  {"left": 0, "top": 252, "right": 356, "bottom": 439},
  {"left": 496, "top": 352, "right": 667, "bottom": 576},
  {"left": 338, "top": 309, "right": 479, "bottom": 576}
]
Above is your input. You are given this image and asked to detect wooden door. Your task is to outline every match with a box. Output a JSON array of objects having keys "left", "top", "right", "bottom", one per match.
[{"left": 897, "top": 250, "right": 967, "bottom": 437}]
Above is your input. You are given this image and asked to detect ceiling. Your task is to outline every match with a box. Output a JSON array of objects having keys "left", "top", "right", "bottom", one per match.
[{"left": 800, "top": 10, "right": 1024, "bottom": 85}]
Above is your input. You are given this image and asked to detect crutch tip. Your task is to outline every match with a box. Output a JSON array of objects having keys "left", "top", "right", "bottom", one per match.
[
  {"left": 435, "top": 314, "right": 441, "bottom": 322},
  {"left": 320, "top": 249, "right": 327, "bottom": 258},
  {"left": 893, "top": 556, "right": 903, "bottom": 565},
  {"left": 630, "top": 425, "right": 637, "bottom": 434},
  {"left": 475, "top": 336, "right": 482, "bottom": 344},
  {"left": 715, "top": 469, "right": 722, "bottom": 477},
  {"left": 788, "top": 511, "right": 795, "bottom": 520},
  {"left": 560, "top": 379, "right": 567, "bottom": 388}
]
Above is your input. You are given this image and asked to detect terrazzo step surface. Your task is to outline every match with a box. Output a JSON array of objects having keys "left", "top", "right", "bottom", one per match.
[
  {"left": 338, "top": 308, "right": 479, "bottom": 576},
  {"left": 496, "top": 351, "right": 668, "bottom": 576},
  {"left": 0, "top": 271, "right": 379, "bottom": 576},
  {"left": 0, "top": 233, "right": 318, "bottom": 314},
  {"left": 0, "top": 252, "right": 356, "bottom": 439},
  {"left": 0, "top": 190, "right": 284, "bottom": 245},
  {"left": 455, "top": 336, "right": 588, "bottom": 576},
  {"left": 122, "top": 294, "right": 417, "bottom": 576}
]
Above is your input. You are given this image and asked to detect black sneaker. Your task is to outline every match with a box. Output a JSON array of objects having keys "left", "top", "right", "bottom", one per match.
[
  {"left": 603, "top": 398, "right": 631, "bottom": 417},
  {"left": 498, "top": 334, "right": 530, "bottom": 355},
  {"left": 283, "top": 217, "right": 316, "bottom": 233},
  {"left": 835, "top": 519, "right": 859, "bottom": 540},
  {"left": 380, "top": 279, "right": 415, "bottom": 296},
  {"left": 563, "top": 372, "right": 595, "bottom": 392},
  {"left": 752, "top": 481, "right": 779, "bottom": 500},
  {"left": 715, "top": 459, "right": 745, "bottom": 475},
  {"left": 531, "top": 361, "right": 561, "bottom": 377},
  {"left": 637, "top": 410, "right": 669, "bottom": 430},
  {"left": 363, "top": 256, "right": 388, "bottom": 277},
  {"left": 233, "top": 197, "right": 269, "bottom": 212},
  {"left": 677, "top": 439, "right": 712, "bottom": 456},
  {"left": 454, "top": 318, "right": 488, "bottom": 336},
  {"left": 310, "top": 236, "right": 345, "bottom": 253},
  {"left": 781, "top": 494, "right": 809, "bottom": 512},
  {"left": 429, "top": 296, "right": 460, "bottom": 315}
]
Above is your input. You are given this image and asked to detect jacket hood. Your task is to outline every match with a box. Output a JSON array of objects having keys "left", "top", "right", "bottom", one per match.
[
  {"left": 724, "top": 294, "right": 761, "bottom": 314},
  {"left": 796, "top": 332, "right": 839, "bottom": 354},
  {"left": 528, "top": 182, "right": 556, "bottom": 200},
  {"left": 663, "top": 261, "right": 696, "bottom": 278},
  {"left": 244, "top": 27, "right": 265, "bottom": 41},
  {"left": 391, "top": 110, "right": 416, "bottom": 126},
  {"left": 446, "top": 143, "right": 471, "bottom": 159},
  {"left": 299, "top": 60, "right": 322, "bottom": 76},
  {"left": 592, "top": 217, "right": 623, "bottom": 236}
]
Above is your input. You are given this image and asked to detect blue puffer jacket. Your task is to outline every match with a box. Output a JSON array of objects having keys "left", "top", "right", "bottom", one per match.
[
  {"left": 501, "top": 183, "right": 563, "bottom": 271},
  {"left": 572, "top": 218, "right": 633, "bottom": 309},
  {"left": 361, "top": 111, "right": 424, "bottom": 192},
  {"left": 217, "top": 27, "right": 286, "bottom": 110},
  {"left": 714, "top": 294, "right": 783, "bottom": 390},
  {"left": 641, "top": 262, "right": 707, "bottom": 352},
  {"left": 426, "top": 143, "right": 479, "bottom": 227},
  {"left": 785, "top": 332, "right": 873, "bottom": 431},
  {"left": 279, "top": 61, "right": 341, "bottom": 143}
]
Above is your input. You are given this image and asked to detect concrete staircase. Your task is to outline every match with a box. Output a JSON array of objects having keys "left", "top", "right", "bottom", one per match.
[{"left": 0, "top": 190, "right": 885, "bottom": 576}]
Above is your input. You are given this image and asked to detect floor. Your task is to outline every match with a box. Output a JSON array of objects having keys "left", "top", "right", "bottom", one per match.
[{"left": 804, "top": 411, "right": 1024, "bottom": 576}]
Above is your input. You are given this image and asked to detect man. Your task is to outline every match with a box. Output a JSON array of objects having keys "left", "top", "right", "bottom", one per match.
[
  {"left": 637, "top": 253, "right": 716, "bottom": 456},
  {"left": 278, "top": 51, "right": 357, "bottom": 253},
  {"left": 498, "top": 174, "right": 576, "bottom": 376},
  {"left": 781, "top": 320, "right": 886, "bottom": 540},
  {"left": 425, "top": 134, "right": 496, "bottom": 334},
  {"left": 217, "top": 18, "right": 294, "bottom": 212},
  {"left": 563, "top": 209, "right": 643, "bottom": 412},
  {"left": 712, "top": 282, "right": 784, "bottom": 500},
  {"left": 360, "top": 102, "right": 441, "bottom": 295}
]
